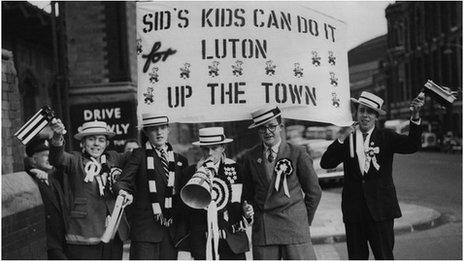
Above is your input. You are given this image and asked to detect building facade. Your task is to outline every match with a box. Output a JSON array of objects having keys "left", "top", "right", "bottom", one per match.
[
  {"left": 385, "top": 1, "right": 462, "bottom": 137},
  {"left": 348, "top": 35, "right": 388, "bottom": 118}
]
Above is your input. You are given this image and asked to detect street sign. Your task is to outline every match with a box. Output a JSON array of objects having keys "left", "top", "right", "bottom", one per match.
[{"left": 69, "top": 102, "right": 137, "bottom": 152}]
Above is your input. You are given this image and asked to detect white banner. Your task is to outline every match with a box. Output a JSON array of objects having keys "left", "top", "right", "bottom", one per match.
[{"left": 137, "top": 2, "right": 352, "bottom": 125}]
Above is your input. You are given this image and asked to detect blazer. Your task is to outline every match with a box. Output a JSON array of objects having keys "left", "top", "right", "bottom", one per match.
[
  {"left": 114, "top": 147, "right": 189, "bottom": 245},
  {"left": 183, "top": 158, "right": 250, "bottom": 258},
  {"left": 320, "top": 122, "right": 422, "bottom": 223},
  {"left": 49, "top": 145, "right": 131, "bottom": 245},
  {"left": 28, "top": 168, "right": 68, "bottom": 252},
  {"left": 241, "top": 141, "right": 322, "bottom": 246}
]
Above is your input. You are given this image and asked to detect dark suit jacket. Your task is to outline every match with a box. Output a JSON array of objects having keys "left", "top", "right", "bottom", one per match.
[
  {"left": 320, "top": 122, "right": 422, "bottom": 223},
  {"left": 28, "top": 169, "right": 68, "bottom": 252},
  {"left": 114, "top": 147, "right": 189, "bottom": 245},
  {"left": 183, "top": 158, "right": 249, "bottom": 258},
  {"left": 241, "top": 142, "right": 322, "bottom": 246},
  {"left": 49, "top": 145, "right": 131, "bottom": 245}
]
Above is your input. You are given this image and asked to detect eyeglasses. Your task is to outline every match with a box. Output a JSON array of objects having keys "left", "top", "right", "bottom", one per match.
[{"left": 257, "top": 124, "right": 279, "bottom": 133}]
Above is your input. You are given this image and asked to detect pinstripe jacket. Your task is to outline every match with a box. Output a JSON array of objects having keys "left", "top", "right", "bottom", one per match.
[{"left": 241, "top": 142, "right": 322, "bottom": 246}]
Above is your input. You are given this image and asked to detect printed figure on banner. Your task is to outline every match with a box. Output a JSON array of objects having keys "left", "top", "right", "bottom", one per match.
[
  {"left": 137, "top": 38, "right": 143, "bottom": 55},
  {"left": 293, "top": 63, "right": 304, "bottom": 78},
  {"left": 330, "top": 72, "right": 338, "bottom": 87},
  {"left": 143, "top": 86, "right": 155, "bottom": 105},
  {"left": 149, "top": 67, "right": 159, "bottom": 83},
  {"left": 232, "top": 60, "right": 244, "bottom": 76},
  {"left": 311, "top": 51, "right": 321, "bottom": 66},
  {"left": 265, "top": 60, "right": 276, "bottom": 76},
  {"left": 328, "top": 51, "right": 336, "bottom": 65},
  {"left": 208, "top": 61, "right": 220, "bottom": 77},
  {"left": 180, "top": 63, "right": 191, "bottom": 79},
  {"left": 331, "top": 92, "right": 340, "bottom": 108}
]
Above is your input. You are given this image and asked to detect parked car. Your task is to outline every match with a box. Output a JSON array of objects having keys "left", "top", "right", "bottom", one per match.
[
  {"left": 384, "top": 119, "right": 438, "bottom": 150},
  {"left": 304, "top": 139, "right": 344, "bottom": 183},
  {"left": 287, "top": 125, "right": 344, "bottom": 184}
]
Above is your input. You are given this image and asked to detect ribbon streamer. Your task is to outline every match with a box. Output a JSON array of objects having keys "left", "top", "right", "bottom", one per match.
[
  {"left": 349, "top": 133, "right": 354, "bottom": 158},
  {"left": 274, "top": 159, "right": 293, "bottom": 198},
  {"left": 206, "top": 201, "right": 220, "bottom": 261}
]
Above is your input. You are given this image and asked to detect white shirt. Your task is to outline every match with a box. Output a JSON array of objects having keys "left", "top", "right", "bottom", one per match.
[{"left": 356, "top": 127, "right": 374, "bottom": 174}]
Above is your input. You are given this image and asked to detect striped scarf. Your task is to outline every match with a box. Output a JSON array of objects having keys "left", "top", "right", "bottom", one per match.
[{"left": 145, "top": 141, "right": 176, "bottom": 227}]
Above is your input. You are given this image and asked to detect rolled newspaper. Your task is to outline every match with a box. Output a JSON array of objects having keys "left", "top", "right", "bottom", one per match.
[{"left": 101, "top": 194, "right": 126, "bottom": 243}]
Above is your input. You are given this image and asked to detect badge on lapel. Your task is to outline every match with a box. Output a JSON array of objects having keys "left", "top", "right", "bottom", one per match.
[{"left": 274, "top": 158, "right": 293, "bottom": 197}]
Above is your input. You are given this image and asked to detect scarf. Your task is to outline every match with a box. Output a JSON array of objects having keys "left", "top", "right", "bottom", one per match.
[{"left": 145, "top": 141, "right": 176, "bottom": 227}]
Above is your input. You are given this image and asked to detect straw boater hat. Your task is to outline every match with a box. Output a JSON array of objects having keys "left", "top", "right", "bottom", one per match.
[
  {"left": 350, "top": 91, "right": 386, "bottom": 115},
  {"left": 192, "top": 127, "right": 233, "bottom": 146},
  {"left": 248, "top": 105, "right": 282, "bottom": 129},
  {"left": 139, "top": 113, "right": 169, "bottom": 128},
  {"left": 74, "top": 121, "right": 115, "bottom": 141}
]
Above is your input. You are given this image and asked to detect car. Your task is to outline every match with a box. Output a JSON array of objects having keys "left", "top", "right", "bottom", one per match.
[
  {"left": 384, "top": 119, "right": 438, "bottom": 150},
  {"left": 286, "top": 125, "right": 344, "bottom": 184},
  {"left": 304, "top": 139, "right": 344, "bottom": 183}
]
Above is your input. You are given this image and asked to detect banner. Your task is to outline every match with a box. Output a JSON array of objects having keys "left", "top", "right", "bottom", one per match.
[{"left": 137, "top": 2, "right": 352, "bottom": 125}]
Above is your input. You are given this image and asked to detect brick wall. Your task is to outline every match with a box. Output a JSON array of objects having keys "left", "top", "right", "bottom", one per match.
[
  {"left": 2, "top": 49, "right": 25, "bottom": 173},
  {"left": 64, "top": 2, "right": 109, "bottom": 86},
  {"left": 2, "top": 172, "right": 47, "bottom": 259},
  {"left": 125, "top": 1, "right": 138, "bottom": 84}
]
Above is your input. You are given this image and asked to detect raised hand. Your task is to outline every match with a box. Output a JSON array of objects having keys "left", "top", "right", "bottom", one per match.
[
  {"left": 410, "top": 92, "right": 425, "bottom": 119},
  {"left": 50, "top": 118, "right": 67, "bottom": 136},
  {"left": 337, "top": 122, "right": 358, "bottom": 142},
  {"left": 242, "top": 200, "right": 254, "bottom": 219},
  {"left": 119, "top": 189, "right": 134, "bottom": 207}
]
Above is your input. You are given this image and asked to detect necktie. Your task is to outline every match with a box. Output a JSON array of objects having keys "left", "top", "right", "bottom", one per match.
[
  {"left": 362, "top": 132, "right": 370, "bottom": 173},
  {"left": 362, "top": 132, "right": 368, "bottom": 142},
  {"left": 157, "top": 148, "right": 170, "bottom": 179},
  {"left": 267, "top": 147, "right": 275, "bottom": 163}
]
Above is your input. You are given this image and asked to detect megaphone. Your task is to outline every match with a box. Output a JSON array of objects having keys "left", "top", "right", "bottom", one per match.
[{"left": 181, "top": 162, "right": 215, "bottom": 209}]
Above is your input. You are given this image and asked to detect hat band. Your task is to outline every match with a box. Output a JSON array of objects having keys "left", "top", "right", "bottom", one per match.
[
  {"left": 143, "top": 116, "right": 169, "bottom": 127},
  {"left": 253, "top": 107, "right": 281, "bottom": 126},
  {"left": 81, "top": 126, "right": 108, "bottom": 132},
  {"left": 199, "top": 134, "right": 225, "bottom": 143},
  {"left": 358, "top": 96, "right": 381, "bottom": 109}
]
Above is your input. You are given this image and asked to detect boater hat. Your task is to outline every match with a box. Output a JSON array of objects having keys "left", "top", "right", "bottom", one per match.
[
  {"left": 248, "top": 105, "right": 282, "bottom": 129},
  {"left": 74, "top": 121, "right": 115, "bottom": 141},
  {"left": 192, "top": 127, "right": 233, "bottom": 146},
  {"left": 140, "top": 113, "right": 169, "bottom": 128},
  {"left": 350, "top": 91, "right": 386, "bottom": 115}
]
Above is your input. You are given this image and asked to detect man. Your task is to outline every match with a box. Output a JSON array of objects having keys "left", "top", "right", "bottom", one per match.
[
  {"left": 241, "top": 105, "right": 322, "bottom": 260},
  {"left": 320, "top": 91, "right": 425, "bottom": 259},
  {"left": 49, "top": 119, "right": 130, "bottom": 259},
  {"left": 115, "top": 113, "right": 189, "bottom": 260},
  {"left": 183, "top": 127, "right": 253, "bottom": 260},
  {"left": 25, "top": 137, "right": 69, "bottom": 259}
]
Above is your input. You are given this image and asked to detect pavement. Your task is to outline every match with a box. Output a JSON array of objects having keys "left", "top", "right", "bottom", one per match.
[
  {"left": 311, "top": 191, "right": 442, "bottom": 244},
  {"left": 122, "top": 191, "right": 442, "bottom": 259}
]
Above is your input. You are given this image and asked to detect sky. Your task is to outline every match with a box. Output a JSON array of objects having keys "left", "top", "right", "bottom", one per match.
[{"left": 29, "top": 0, "right": 393, "bottom": 50}]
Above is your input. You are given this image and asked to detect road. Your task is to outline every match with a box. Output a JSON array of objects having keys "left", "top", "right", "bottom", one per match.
[{"left": 316, "top": 151, "right": 462, "bottom": 260}]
